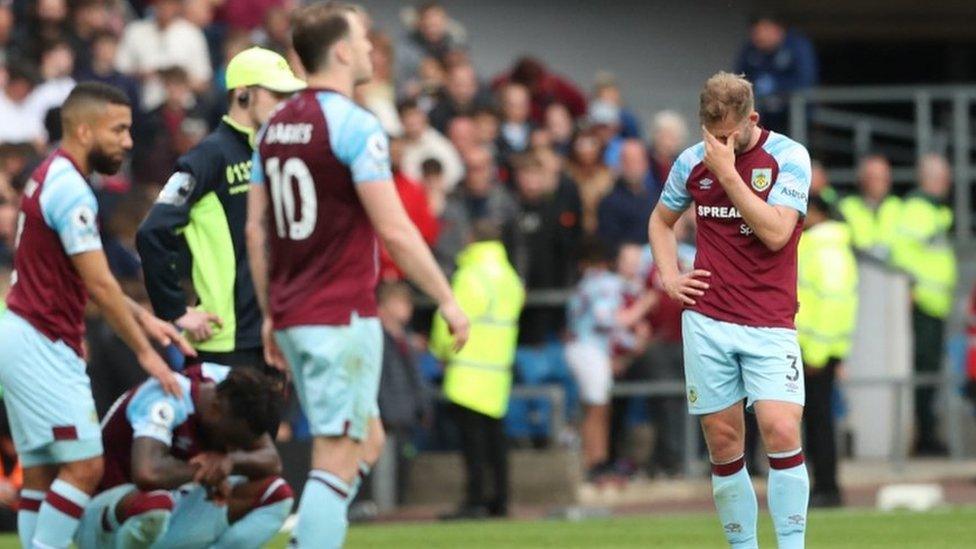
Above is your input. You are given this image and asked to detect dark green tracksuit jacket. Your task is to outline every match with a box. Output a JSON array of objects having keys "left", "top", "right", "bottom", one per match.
[{"left": 136, "top": 116, "right": 261, "bottom": 354}]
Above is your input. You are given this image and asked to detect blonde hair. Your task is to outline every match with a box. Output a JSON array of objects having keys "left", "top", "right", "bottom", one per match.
[{"left": 699, "top": 72, "right": 754, "bottom": 126}]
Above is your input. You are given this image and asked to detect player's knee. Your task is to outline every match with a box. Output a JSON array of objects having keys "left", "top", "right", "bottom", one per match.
[
  {"left": 118, "top": 491, "right": 174, "bottom": 546},
  {"left": 703, "top": 420, "right": 742, "bottom": 459},
  {"left": 761, "top": 417, "right": 801, "bottom": 452},
  {"left": 248, "top": 477, "right": 294, "bottom": 523},
  {"left": 61, "top": 456, "right": 104, "bottom": 492}
]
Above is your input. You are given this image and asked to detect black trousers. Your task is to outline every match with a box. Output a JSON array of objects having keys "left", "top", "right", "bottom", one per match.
[
  {"left": 912, "top": 307, "right": 946, "bottom": 446},
  {"left": 450, "top": 403, "right": 508, "bottom": 512},
  {"left": 803, "top": 358, "right": 840, "bottom": 493}
]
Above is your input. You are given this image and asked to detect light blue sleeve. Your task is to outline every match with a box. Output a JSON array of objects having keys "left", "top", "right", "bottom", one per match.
[
  {"left": 767, "top": 140, "right": 812, "bottom": 215},
  {"left": 250, "top": 124, "right": 267, "bottom": 186},
  {"left": 591, "top": 276, "right": 622, "bottom": 330},
  {"left": 320, "top": 93, "right": 393, "bottom": 184},
  {"left": 126, "top": 377, "right": 192, "bottom": 446},
  {"left": 39, "top": 159, "right": 102, "bottom": 255},
  {"left": 659, "top": 144, "right": 701, "bottom": 213}
]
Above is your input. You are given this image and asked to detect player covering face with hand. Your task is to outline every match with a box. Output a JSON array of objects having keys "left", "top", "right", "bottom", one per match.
[{"left": 649, "top": 72, "right": 812, "bottom": 549}]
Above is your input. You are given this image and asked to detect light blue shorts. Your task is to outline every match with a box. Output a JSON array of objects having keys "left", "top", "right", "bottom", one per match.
[
  {"left": 76, "top": 483, "right": 228, "bottom": 549},
  {"left": 681, "top": 310, "right": 804, "bottom": 415},
  {"left": 275, "top": 313, "right": 383, "bottom": 441},
  {"left": 0, "top": 310, "right": 102, "bottom": 466}
]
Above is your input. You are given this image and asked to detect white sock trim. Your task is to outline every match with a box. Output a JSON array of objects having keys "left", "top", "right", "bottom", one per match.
[
  {"left": 49, "top": 479, "right": 90, "bottom": 506},
  {"left": 767, "top": 448, "right": 802, "bottom": 459},
  {"left": 20, "top": 489, "right": 45, "bottom": 501}
]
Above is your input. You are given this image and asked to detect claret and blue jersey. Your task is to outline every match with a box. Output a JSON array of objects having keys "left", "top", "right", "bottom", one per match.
[
  {"left": 659, "top": 129, "right": 812, "bottom": 329},
  {"left": 251, "top": 87, "right": 392, "bottom": 329}
]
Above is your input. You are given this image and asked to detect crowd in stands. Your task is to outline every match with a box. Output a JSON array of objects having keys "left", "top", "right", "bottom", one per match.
[{"left": 1, "top": 0, "right": 957, "bottom": 505}]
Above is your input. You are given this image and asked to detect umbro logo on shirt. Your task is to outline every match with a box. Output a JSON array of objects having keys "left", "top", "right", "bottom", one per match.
[{"left": 699, "top": 178, "right": 713, "bottom": 190}]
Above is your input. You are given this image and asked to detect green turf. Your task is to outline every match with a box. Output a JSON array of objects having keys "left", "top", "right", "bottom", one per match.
[{"left": 2, "top": 507, "right": 974, "bottom": 548}]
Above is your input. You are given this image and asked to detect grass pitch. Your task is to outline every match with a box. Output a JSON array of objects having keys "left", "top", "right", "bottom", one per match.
[{"left": 1, "top": 506, "right": 972, "bottom": 547}]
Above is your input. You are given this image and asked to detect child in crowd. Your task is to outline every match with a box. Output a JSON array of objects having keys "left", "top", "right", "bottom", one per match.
[{"left": 565, "top": 241, "right": 652, "bottom": 482}]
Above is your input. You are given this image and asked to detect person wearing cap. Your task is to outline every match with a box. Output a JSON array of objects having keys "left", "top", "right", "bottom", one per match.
[{"left": 136, "top": 47, "right": 305, "bottom": 371}]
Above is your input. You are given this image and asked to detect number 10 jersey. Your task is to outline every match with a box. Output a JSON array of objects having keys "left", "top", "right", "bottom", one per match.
[{"left": 252, "top": 88, "right": 392, "bottom": 328}]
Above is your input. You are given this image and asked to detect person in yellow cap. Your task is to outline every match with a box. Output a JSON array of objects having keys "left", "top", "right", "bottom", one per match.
[{"left": 136, "top": 47, "right": 305, "bottom": 380}]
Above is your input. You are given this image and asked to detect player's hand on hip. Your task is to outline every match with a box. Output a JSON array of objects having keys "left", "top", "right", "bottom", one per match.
[
  {"left": 439, "top": 299, "right": 470, "bottom": 352},
  {"left": 662, "top": 269, "right": 711, "bottom": 306},
  {"left": 262, "top": 317, "right": 289, "bottom": 372},
  {"left": 702, "top": 126, "right": 738, "bottom": 181},
  {"left": 176, "top": 307, "right": 223, "bottom": 343},
  {"left": 138, "top": 350, "right": 183, "bottom": 397}
]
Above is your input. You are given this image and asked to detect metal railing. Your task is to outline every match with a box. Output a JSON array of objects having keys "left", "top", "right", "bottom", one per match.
[{"left": 789, "top": 84, "right": 976, "bottom": 242}]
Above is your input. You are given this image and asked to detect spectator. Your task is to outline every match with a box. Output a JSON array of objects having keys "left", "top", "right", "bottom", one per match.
[
  {"left": 496, "top": 82, "right": 534, "bottom": 166},
  {"left": 565, "top": 239, "right": 621, "bottom": 481},
  {"left": 450, "top": 147, "right": 517, "bottom": 236},
  {"left": 0, "top": 3, "right": 13, "bottom": 67},
  {"left": 214, "top": 0, "right": 289, "bottom": 33},
  {"left": 132, "top": 66, "right": 210, "bottom": 186},
  {"left": 433, "top": 220, "right": 525, "bottom": 520},
  {"left": 357, "top": 30, "right": 402, "bottom": 136},
  {"left": 597, "top": 140, "right": 661, "bottom": 250},
  {"left": 810, "top": 160, "right": 840, "bottom": 216},
  {"left": 838, "top": 154, "right": 901, "bottom": 261},
  {"left": 29, "top": 40, "right": 76, "bottom": 124},
  {"left": 67, "top": 0, "right": 112, "bottom": 76},
  {"left": 566, "top": 128, "right": 614, "bottom": 235},
  {"left": 0, "top": 62, "right": 45, "bottom": 147},
  {"left": 593, "top": 73, "right": 643, "bottom": 139},
  {"left": 544, "top": 102, "right": 575, "bottom": 156},
  {"left": 399, "top": 99, "right": 465, "bottom": 192},
  {"left": 74, "top": 30, "right": 142, "bottom": 110},
  {"left": 429, "top": 62, "right": 493, "bottom": 133},
  {"left": 446, "top": 115, "right": 479, "bottom": 157},
  {"left": 377, "top": 282, "right": 432, "bottom": 505},
  {"left": 396, "top": 2, "right": 466, "bottom": 95},
  {"left": 472, "top": 106, "right": 500, "bottom": 159},
  {"left": 422, "top": 157, "right": 468, "bottom": 276},
  {"left": 734, "top": 13, "right": 818, "bottom": 133},
  {"left": 588, "top": 99, "right": 625, "bottom": 170},
  {"left": 10, "top": 0, "right": 69, "bottom": 64},
  {"left": 648, "top": 110, "right": 688, "bottom": 185},
  {"left": 641, "top": 213, "right": 697, "bottom": 477},
  {"left": 254, "top": 5, "right": 293, "bottom": 56},
  {"left": 510, "top": 152, "right": 581, "bottom": 343},
  {"left": 797, "top": 195, "right": 858, "bottom": 508},
  {"left": 380, "top": 137, "right": 441, "bottom": 281},
  {"left": 493, "top": 56, "right": 587, "bottom": 124},
  {"left": 115, "top": 0, "right": 213, "bottom": 110},
  {"left": 890, "top": 154, "right": 958, "bottom": 456}
]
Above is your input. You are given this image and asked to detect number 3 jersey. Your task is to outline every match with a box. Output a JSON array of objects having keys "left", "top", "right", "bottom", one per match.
[
  {"left": 5, "top": 149, "right": 102, "bottom": 356},
  {"left": 252, "top": 88, "right": 392, "bottom": 328},
  {"left": 659, "top": 129, "right": 812, "bottom": 329}
]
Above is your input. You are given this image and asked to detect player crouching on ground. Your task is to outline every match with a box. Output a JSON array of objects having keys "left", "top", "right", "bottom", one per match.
[{"left": 75, "top": 364, "right": 292, "bottom": 549}]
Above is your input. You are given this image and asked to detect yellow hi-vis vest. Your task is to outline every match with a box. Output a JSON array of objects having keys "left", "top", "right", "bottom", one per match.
[
  {"left": 890, "top": 192, "right": 957, "bottom": 319},
  {"left": 838, "top": 195, "right": 902, "bottom": 257},
  {"left": 797, "top": 221, "right": 859, "bottom": 368},
  {"left": 431, "top": 241, "right": 526, "bottom": 419}
]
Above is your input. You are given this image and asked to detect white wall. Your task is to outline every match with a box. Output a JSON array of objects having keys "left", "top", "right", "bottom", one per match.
[{"left": 361, "top": 0, "right": 753, "bottom": 138}]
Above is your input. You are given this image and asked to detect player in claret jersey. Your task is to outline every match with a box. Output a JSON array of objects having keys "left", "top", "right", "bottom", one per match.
[
  {"left": 649, "top": 72, "right": 812, "bottom": 549},
  {"left": 0, "top": 83, "right": 189, "bottom": 549},
  {"left": 76, "top": 364, "right": 292, "bottom": 549},
  {"left": 246, "top": 3, "right": 469, "bottom": 547}
]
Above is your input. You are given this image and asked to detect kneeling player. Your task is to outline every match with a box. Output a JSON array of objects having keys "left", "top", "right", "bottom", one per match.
[{"left": 76, "top": 364, "right": 293, "bottom": 549}]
